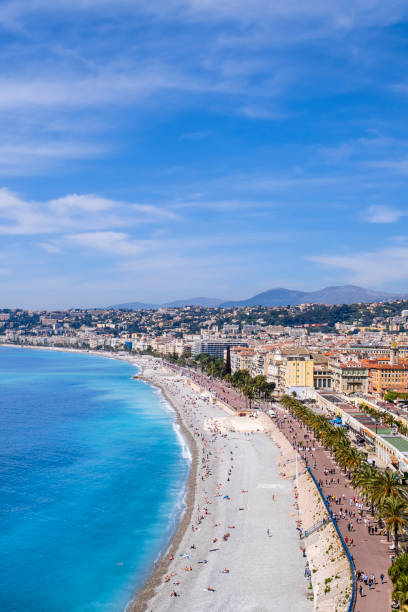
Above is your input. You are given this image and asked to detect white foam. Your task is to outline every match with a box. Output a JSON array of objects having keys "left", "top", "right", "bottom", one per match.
[{"left": 172, "top": 421, "right": 192, "bottom": 463}]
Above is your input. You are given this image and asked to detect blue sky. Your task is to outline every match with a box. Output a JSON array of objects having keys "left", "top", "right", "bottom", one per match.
[{"left": 1, "top": 1, "right": 408, "bottom": 308}]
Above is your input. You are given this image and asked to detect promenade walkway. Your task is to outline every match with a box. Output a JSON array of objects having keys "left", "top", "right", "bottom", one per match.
[
  {"left": 275, "top": 404, "right": 393, "bottom": 612},
  {"left": 168, "top": 365, "right": 247, "bottom": 411}
]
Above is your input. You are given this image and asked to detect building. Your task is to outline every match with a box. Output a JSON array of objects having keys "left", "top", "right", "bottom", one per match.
[
  {"left": 264, "top": 349, "right": 313, "bottom": 393},
  {"left": 313, "top": 356, "right": 332, "bottom": 390},
  {"left": 285, "top": 354, "right": 314, "bottom": 389},
  {"left": 316, "top": 393, "right": 408, "bottom": 473},
  {"left": 230, "top": 347, "right": 255, "bottom": 373},
  {"left": 222, "top": 324, "right": 240, "bottom": 336},
  {"left": 368, "top": 363, "right": 408, "bottom": 395},
  {"left": 331, "top": 361, "right": 369, "bottom": 395},
  {"left": 192, "top": 338, "right": 247, "bottom": 358}
]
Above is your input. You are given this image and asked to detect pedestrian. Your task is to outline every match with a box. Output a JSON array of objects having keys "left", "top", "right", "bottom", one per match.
[
  {"left": 359, "top": 585, "right": 363, "bottom": 597},
  {"left": 380, "top": 573, "right": 385, "bottom": 584}
]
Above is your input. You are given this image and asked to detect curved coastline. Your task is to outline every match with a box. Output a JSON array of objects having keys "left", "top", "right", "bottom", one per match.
[
  {"left": 128, "top": 362, "right": 313, "bottom": 612},
  {"left": 1, "top": 345, "right": 317, "bottom": 612},
  {"left": 0, "top": 345, "right": 197, "bottom": 612},
  {"left": 128, "top": 374, "right": 198, "bottom": 612}
]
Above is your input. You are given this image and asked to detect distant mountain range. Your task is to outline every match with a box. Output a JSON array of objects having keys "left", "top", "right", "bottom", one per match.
[
  {"left": 219, "top": 285, "right": 407, "bottom": 307},
  {"left": 109, "top": 297, "right": 224, "bottom": 310},
  {"left": 109, "top": 285, "right": 407, "bottom": 310}
]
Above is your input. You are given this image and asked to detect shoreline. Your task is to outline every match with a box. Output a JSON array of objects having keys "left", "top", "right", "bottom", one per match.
[
  {"left": 1, "top": 344, "right": 316, "bottom": 611},
  {"left": 128, "top": 374, "right": 199, "bottom": 612},
  {"left": 0, "top": 344, "right": 202, "bottom": 610},
  {"left": 128, "top": 364, "right": 313, "bottom": 611}
]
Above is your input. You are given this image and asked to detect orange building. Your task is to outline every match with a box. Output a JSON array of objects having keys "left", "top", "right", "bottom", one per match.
[{"left": 362, "top": 359, "right": 408, "bottom": 394}]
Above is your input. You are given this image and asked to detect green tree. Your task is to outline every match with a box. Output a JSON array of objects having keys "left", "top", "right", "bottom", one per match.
[
  {"left": 380, "top": 497, "right": 408, "bottom": 555},
  {"left": 242, "top": 383, "right": 255, "bottom": 409},
  {"left": 371, "top": 470, "right": 406, "bottom": 509},
  {"left": 351, "top": 463, "right": 378, "bottom": 515}
]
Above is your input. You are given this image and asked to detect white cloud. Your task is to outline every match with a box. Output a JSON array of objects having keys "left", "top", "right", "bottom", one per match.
[
  {"left": 239, "top": 105, "right": 289, "bottom": 120},
  {"left": 308, "top": 246, "right": 408, "bottom": 286},
  {"left": 38, "top": 241, "right": 62, "bottom": 254},
  {"left": 0, "top": 188, "right": 176, "bottom": 235},
  {"left": 365, "top": 158, "right": 408, "bottom": 174},
  {"left": 168, "top": 0, "right": 408, "bottom": 27},
  {"left": 0, "top": 141, "right": 108, "bottom": 175},
  {"left": 318, "top": 143, "right": 353, "bottom": 164},
  {"left": 0, "top": 0, "right": 403, "bottom": 180},
  {"left": 67, "top": 231, "right": 157, "bottom": 257},
  {"left": 366, "top": 205, "right": 407, "bottom": 224},
  {"left": 2, "top": 0, "right": 406, "bottom": 30},
  {"left": 0, "top": 65, "right": 250, "bottom": 113}
]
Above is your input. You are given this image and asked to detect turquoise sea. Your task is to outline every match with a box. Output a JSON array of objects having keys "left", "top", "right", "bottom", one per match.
[{"left": 0, "top": 347, "right": 190, "bottom": 611}]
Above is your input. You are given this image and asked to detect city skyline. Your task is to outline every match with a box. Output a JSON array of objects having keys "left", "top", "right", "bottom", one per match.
[{"left": 1, "top": 2, "right": 408, "bottom": 308}]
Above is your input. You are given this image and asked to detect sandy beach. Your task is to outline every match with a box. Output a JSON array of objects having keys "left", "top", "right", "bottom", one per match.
[{"left": 130, "top": 358, "right": 313, "bottom": 612}]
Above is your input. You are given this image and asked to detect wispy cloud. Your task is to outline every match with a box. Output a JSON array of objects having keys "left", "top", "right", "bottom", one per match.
[
  {"left": 2, "top": 0, "right": 407, "bottom": 28},
  {"left": 239, "top": 105, "right": 290, "bottom": 120},
  {"left": 179, "top": 131, "right": 211, "bottom": 141},
  {"left": 308, "top": 246, "right": 408, "bottom": 286},
  {"left": 366, "top": 205, "right": 407, "bottom": 224},
  {"left": 0, "top": 188, "right": 176, "bottom": 235},
  {"left": 364, "top": 158, "right": 408, "bottom": 175},
  {"left": 1, "top": 0, "right": 408, "bottom": 306},
  {"left": 67, "top": 231, "right": 158, "bottom": 257},
  {"left": 0, "top": 141, "right": 107, "bottom": 175}
]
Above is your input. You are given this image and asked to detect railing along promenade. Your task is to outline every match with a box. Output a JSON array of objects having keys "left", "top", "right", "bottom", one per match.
[{"left": 306, "top": 466, "right": 357, "bottom": 612}]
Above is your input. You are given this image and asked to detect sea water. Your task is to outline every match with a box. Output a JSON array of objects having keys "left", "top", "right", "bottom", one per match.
[{"left": 0, "top": 347, "right": 190, "bottom": 611}]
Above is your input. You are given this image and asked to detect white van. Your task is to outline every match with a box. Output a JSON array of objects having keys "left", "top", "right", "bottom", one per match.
[{"left": 268, "top": 410, "right": 276, "bottom": 418}]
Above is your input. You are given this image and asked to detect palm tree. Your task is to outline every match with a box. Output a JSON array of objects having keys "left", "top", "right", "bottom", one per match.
[
  {"left": 323, "top": 427, "right": 347, "bottom": 450},
  {"left": 348, "top": 447, "right": 363, "bottom": 471},
  {"left": 339, "top": 445, "right": 363, "bottom": 476},
  {"left": 380, "top": 497, "right": 408, "bottom": 555},
  {"left": 371, "top": 470, "right": 407, "bottom": 508},
  {"left": 394, "top": 574, "right": 408, "bottom": 612},
  {"left": 242, "top": 383, "right": 255, "bottom": 409},
  {"left": 383, "top": 412, "right": 396, "bottom": 427},
  {"left": 351, "top": 463, "right": 378, "bottom": 514},
  {"left": 389, "top": 552, "right": 408, "bottom": 583}
]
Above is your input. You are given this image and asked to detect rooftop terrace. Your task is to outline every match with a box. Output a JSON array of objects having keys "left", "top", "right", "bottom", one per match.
[{"left": 383, "top": 436, "right": 408, "bottom": 453}]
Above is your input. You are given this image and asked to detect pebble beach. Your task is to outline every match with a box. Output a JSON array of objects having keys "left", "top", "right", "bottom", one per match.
[{"left": 131, "top": 358, "right": 313, "bottom": 612}]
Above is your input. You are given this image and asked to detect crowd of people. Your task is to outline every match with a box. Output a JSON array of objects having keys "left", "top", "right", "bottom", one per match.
[{"left": 274, "top": 408, "right": 391, "bottom": 609}]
